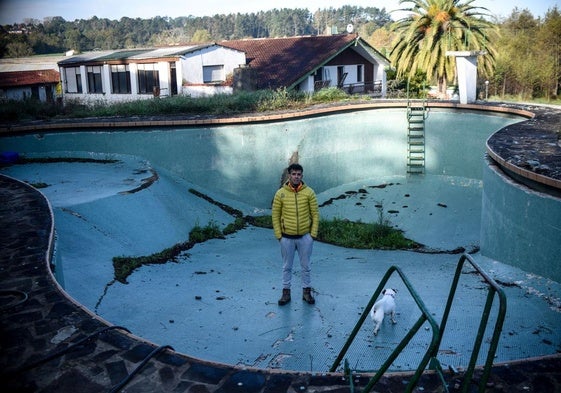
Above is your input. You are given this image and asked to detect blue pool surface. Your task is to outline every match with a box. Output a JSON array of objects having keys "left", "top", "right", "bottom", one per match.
[{"left": 1, "top": 108, "right": 560, "bottom": 373}]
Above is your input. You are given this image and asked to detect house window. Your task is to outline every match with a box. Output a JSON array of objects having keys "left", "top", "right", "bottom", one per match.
[
  {"left": 86, "top": 66, "right": 103, "bottom": 93},
  {"left": 357, "top": 65, "right": 363, "bottom": 83},
  {"left": 137, "top": 63, "right": 159, "bottom": 94},
  {"left": 203, "top": 65, "right": 224, "bottom": 83},
  {"left": 111, "top": 64, "right": 131, "bottom": 94},
  {"left": 64, "top": 67, "right": 82, "bottom": 93}
]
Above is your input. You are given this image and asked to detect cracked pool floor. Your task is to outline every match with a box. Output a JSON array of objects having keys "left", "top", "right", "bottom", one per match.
[{"left": 2, "top": 158, "right": 560, "bottom": 373}]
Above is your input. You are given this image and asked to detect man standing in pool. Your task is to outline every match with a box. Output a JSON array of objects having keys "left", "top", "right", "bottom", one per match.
[{"left": 272, "top": 163, "right": 320, "bottom": 305}]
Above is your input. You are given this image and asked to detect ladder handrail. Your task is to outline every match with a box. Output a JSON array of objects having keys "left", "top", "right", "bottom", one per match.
[
  {"left": 330, "top": 265, "right": 441, "bottom": 392},
  {"left": 331, "top": 254, "right": 507, "bottom": 393},
  {"left": 437, "top": 253, "right": 507, "bottom": 393}
]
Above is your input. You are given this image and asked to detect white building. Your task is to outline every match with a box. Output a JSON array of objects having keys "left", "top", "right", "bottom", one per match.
[
  {"left": 0, "top": 69, "right": 60, "bottom": 102},
  {"left": 56, "top": 34, "right": 391, "bottom": 105},
  {"left": 58, "top": 44, "right": 246, "bottom": 104}
]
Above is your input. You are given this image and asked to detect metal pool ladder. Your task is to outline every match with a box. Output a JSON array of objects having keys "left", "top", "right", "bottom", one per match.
[
  {"left": 330, "top": 253, "right": 507, "bottom": 393},
  {"left": 406, "top": 99, "right": 428, "bottom": 174}
]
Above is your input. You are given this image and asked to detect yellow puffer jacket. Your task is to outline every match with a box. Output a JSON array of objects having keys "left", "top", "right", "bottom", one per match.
[{"left": 272, "top": 182, "right": 319, "bottom": 240}]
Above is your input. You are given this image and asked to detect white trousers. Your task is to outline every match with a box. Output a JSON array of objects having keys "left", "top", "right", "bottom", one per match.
[{"left": 280, "top": 233, "right": 314, "bottom": 289}]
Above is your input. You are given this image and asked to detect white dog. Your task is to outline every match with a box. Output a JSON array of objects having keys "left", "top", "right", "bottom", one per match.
[{"left": 370, "top": 288, "right": 397, "bottom": 336}]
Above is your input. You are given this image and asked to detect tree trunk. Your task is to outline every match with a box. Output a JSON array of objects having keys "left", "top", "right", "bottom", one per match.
[{"left": 437, "top": 76, "right": 448, "bottom": 97}]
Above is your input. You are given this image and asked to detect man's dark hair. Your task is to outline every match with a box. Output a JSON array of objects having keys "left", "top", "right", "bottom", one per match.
[{"left": 287, "top": 163, "right": 303, "bottom": 173}]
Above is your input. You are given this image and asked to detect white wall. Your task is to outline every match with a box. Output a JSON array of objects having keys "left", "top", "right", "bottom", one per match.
[
  {"left": 157, "top": 61, "right": 171, "bottom": 96},
  {"left": 181, "top": 46, "right": 246, "bottom": 85},
  {"left": 60, "top": 45, "right": 245, "bottom": 105},
  {"left": 182, "top": 85, "right": 233, "bottom": 97},
  {"left": 296, "top": 75, "right": 315, "bottom": 93},
  {"left": 373, "top": 64, "right": 387, "bottom": 96}
]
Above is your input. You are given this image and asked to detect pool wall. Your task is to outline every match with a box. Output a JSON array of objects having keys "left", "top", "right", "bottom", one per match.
[
  {"left": 0, "top": 109, "right": 516, "bottom": 209},
  {"left": 481, "top": 159, "right": 561, "bottom": 282}
]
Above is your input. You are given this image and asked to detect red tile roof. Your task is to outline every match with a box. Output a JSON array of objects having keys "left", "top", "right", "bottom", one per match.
[
  {"left": 0, "top": 69, "right": 60, "bottom": 88},
  {"left": 221, "top": 34, "right": 359, "bottom": 90}
]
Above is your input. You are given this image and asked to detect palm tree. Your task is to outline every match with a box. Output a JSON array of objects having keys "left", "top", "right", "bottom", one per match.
[{"left": 389, "top": 0, "right": 497, "bottom": 95}]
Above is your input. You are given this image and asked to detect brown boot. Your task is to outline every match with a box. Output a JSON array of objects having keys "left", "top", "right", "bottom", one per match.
[
  {"left": 278, "top": 288, "right": 291, "bottom": 305},
  {"left": 303, "top": 287, "right": 315, "bottom": 304}
]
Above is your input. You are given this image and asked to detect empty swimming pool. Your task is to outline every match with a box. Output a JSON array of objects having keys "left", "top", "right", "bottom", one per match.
[{"left": 1, "top": 106, "right": 560, "bottom": 373}]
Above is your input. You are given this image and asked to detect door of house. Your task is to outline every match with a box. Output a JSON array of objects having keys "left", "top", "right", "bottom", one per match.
[
  {"left": 170, "top": 62, "right": 178, "bottom": 96},
  {"left": 45, "top": 85, "right": 53, "bottom": 103},
  {"left": 337, "top": 66, "right": 347, "bottom": 88},
  {"left": 314, "top": 67, "right": 323, "bottom": 83},
  {"left": 31, "top": 86, "right": 39, "bottom": 100}
]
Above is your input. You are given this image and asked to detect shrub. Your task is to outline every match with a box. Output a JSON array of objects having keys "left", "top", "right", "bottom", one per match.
[
  {"left": 223, "top": 217, "right": 246, "bottom": 235},
  {"left": 317, "top": 217, "right": 418, "bottom": 249},
  {"left": 189, "top": 221, "right": 224, "bottom": 243},
  {"left": 312, "top": 87, "right": 350, "bottom": 102}
]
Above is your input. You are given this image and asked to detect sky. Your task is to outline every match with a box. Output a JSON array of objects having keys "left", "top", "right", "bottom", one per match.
[{"left": 0, "top": 0, "right": 559, "bottom": 25}]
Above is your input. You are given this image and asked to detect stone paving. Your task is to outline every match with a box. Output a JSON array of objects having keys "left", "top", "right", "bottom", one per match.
[{"left": 1, "top": 101, "right": 561, "bottom": 392}]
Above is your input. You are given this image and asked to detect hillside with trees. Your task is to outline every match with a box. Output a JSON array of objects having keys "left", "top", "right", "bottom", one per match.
[{"left": 0, "top": 7, "right": 391, "bottom": 55}]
